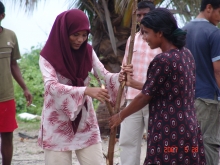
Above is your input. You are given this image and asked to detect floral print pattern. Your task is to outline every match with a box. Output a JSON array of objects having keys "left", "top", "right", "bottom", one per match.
[{"left": 38, "top": 50, "right": 121, "bottom": 151}]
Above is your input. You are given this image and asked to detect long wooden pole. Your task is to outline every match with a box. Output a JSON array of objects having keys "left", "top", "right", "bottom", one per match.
[{"left": 106, "top": 1, "right": 137, "bottom": 164}]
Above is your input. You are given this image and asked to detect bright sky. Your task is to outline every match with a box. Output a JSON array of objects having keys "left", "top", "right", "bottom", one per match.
[{"left": 2, "top": 0, "right": 69, "bottom": 54}]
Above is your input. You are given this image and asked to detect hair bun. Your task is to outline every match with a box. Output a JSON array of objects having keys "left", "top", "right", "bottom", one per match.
[{"left": 171, "top": 28, "right": 187, "bottom": 37}]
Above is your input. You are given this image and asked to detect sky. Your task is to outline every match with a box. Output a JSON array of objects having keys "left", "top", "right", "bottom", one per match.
[{"left": 2, "top": 0, "right": 69, "bottom": 54}]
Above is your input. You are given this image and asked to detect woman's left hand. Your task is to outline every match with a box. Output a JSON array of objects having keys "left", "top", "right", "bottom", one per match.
[
  {"left": 109, "top": 113, "right": 122, "bottom": 129},
  {"left": 119, "top": 64, "right": 134, "bottom": 86},
  {"left": 121, "top": 64, "right": 133, "bottom": 75},
  {"left": 118, "top": 71, "right": 125, "bottom": 83}
]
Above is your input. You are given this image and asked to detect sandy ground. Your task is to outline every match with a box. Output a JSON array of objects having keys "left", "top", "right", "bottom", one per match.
[{"left": 0, "top": 129, "right": 147, "bottom": 165}]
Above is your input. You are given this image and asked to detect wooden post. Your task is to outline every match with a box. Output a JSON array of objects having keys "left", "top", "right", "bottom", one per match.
[{"left": 106, "top": 0, "right": 137, "bottom": 164}]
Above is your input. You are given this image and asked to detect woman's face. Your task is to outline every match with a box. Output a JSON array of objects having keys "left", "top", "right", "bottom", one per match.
[
  {"left": 69, "top": 30, "right": 88, "bottom": 50},
  {"left": 142, "top": 26, "right": 161, "bottom": 49}
]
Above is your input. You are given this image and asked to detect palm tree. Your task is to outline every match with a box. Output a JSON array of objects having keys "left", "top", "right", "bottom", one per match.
[{"left": 3, "top": 0, "right": 201, "bottom": 73}]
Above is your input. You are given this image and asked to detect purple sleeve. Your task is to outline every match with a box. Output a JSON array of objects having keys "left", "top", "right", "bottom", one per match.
[{"left": 142, "top": 54, "right": 171, "bottom": 96}]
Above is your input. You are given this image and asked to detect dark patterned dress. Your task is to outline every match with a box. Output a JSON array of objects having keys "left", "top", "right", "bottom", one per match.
[{"left": 142, "top": 48, "right": 206, "bottom": 165}]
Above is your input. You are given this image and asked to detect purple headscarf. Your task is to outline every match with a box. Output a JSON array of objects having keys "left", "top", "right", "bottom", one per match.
[
  {"left": 41, "top": 9, "right": 92, "bottom": 86},
  {"left": 41, "top": 9, "right": 93, "bottom": 133}
]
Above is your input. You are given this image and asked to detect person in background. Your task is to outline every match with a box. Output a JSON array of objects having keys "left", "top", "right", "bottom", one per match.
[
  {"left": 119, "top": 1, "right": 161, "bottom": 165},
  {"left": 38, "top": 9, "right": 121, "bottom": 165},
  {"left": 110, "top": 8, "right": 206, "bottom": 165},
  {"left": 0, "top": 1, "right": 33, "bottom": 165},
  {"left": 182, "top": 0, "right": 220, "bottom": 164}
]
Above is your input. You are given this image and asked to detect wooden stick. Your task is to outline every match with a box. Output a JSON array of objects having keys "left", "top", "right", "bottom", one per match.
[
  {"left": 101, "top": 84, "right": 114, "bottom": 116},
  {"left": 106, "top": 1, "right": 137, "bottom": 164}
]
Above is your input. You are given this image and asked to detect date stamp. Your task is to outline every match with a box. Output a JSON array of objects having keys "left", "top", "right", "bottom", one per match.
[
  {"left": 164, "top": 146, "right": 178, "bottom": 153},
  {"left": 184, "top": 146, "right": 198, "bottom": 153},
  {"left": 164, "top": 146, "right": 198, "bottom": 153}
]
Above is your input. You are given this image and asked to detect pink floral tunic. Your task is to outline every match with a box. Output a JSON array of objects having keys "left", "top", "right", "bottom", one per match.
[{"left": 38, "top": 50, "right": 120, "bottom": 151}]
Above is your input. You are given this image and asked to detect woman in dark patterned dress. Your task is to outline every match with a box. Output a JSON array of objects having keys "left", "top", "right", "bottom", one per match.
[{"left": 109, "top": 8, "right": 206, "bottom": 165}]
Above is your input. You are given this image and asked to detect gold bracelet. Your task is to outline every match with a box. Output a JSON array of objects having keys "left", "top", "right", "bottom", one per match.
[{"left": 118, "top": 111, "right": 123, "bottom": 122}]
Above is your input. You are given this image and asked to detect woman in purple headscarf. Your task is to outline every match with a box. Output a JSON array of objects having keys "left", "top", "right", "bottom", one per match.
[{"left": 38, "top": 9, "right": 121, "bottom": 165}]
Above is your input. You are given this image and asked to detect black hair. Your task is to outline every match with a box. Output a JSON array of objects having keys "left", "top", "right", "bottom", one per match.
[
  {"left": 141, "top": 8, "right": 186, "bottom": 49},
  {"left": 138, "top": 1, "right": 155, "bottom": 10},
  {"left": 200, "top": 0, "right": 220, "bottom": 11},
  {"left": 0, "top": 1, "right": 5, "bottom": 15}
]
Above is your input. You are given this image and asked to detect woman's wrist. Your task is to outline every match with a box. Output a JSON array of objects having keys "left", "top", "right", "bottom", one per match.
[
  {"left": 84, "top": 87, "right": 89, "bottom": 96},
  {"left": 119, "top": 110, "right": 125, "bottom": 122},
  {"left": 128, "top": 78, "right": 137, "bottom": 88},
  {"left": 129, "top": 78, "right": 135, "bottom": 87},
  {"left": 118, "top": 110, "right": 124, "bottom": 122},
  {"left": 130, "top": 80, "right": 144, "bottom": 90}
]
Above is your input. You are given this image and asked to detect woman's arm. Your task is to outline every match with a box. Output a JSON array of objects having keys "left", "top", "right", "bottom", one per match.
[
  {"left": 109, "top": 92, "right": 152, "bottom": 128},
  {"left": 120, "top": 64, "right": 144, "bottom": 90},
  {"left": 126, "top": 73, "right": 144, "bottom": 90},
  {"left": 84, "top": 87, "right": 109, "bottom": 103},
  {"left": 91, "top": 50, "right": 125, "bottom": 106},
  {"left": 39, "top": 56, "right": 87, "bottom": 120}
]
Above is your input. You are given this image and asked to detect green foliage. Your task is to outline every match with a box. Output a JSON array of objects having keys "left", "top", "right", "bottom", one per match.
[
  {"left": 13, "top": 45, "right": 44, "bottom": 115},
  {"left": 88, "top": 72, "right": 100, "bottom": 87},
  {"left": 88, "top": 72, "right": 105, "bottom": 111},
  {"left": 88, "top": 72, "right": 100, "bottom": 110}
]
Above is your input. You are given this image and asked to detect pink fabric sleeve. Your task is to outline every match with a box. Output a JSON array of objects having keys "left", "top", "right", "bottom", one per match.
[
  {"left": 91, "top": 50, "right": 125, "bottom": 107},
  {"left": 39, "top": 56, "right": 86, "bottom": 121}
]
